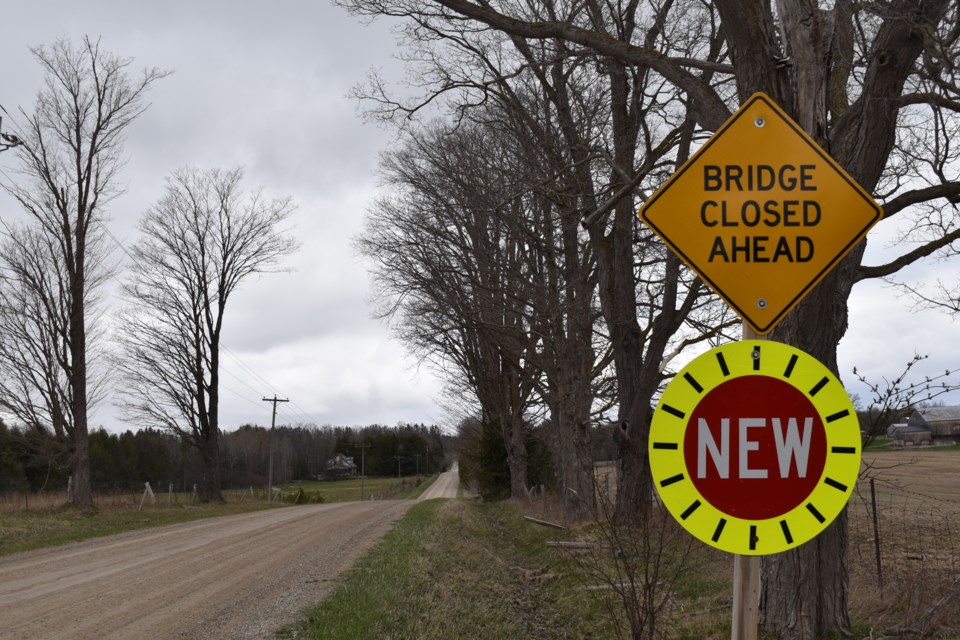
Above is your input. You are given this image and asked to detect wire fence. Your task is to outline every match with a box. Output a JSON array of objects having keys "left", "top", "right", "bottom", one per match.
[{"left": 848, "top": 456, "right": 960, "bottom": 638}]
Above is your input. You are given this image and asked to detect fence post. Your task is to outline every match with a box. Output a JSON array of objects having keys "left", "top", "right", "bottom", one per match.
[{"left": 871, "top": 477, "right": 883, "bottom": 591}]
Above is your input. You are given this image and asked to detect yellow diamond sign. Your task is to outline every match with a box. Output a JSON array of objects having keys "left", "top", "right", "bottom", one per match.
[{"left": 638, "top": 93, "right": 882, "bottom": 335}]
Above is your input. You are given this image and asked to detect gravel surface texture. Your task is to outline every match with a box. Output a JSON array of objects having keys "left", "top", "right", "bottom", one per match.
[{"left": 0, "top": 500, "right": 412, "bottom": 639}]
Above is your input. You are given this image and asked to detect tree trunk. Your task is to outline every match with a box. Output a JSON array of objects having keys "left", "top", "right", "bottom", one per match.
[
  {"left": 504, "top": 411, "right": 528, "bottom": 499},
  {"left": 761, "top": 249, "right": 862, "bottom": 638},
  {"left": 555, "top": 363, "right": 596, "bottom": 522},
  {"left": 198, "top": 431, "right": 224, "bottom": 503},
  {"left": 69, "top": 261, "right": 94, "bottom": 509},
  {"left": 611, "top": 394, "right": 653, "bottom": 523},
  {"left": 713, "top": 1, "right": 948, "bottom": 634},
  {"left": 502, "top": 364, "right": 529, "bottom": 499},
  {"left": 71, "top": 423, "right": 93, "bottom": 508},
  {"left": 760, "top": 515, "right": 850, "bottom": 639}
]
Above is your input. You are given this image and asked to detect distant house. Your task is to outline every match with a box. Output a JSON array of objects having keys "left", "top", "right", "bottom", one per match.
[
  {"left": 323, "top": 453, "right": 357, "bottom": 480},
  {"left": 887, "top": 410, "right": 932, "bottom": 446},
  {"left": 918, "top": 406, "right": 960, "bottom": 441},
  {"left": 887, "top": 407, "right": 960, "bottom": 446}
]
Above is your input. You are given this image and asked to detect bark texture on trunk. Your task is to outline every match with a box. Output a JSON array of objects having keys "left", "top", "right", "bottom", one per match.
[
  {"left": 198, "top": 433, "right": 224, "bottom": 503},
  {"left": 713, "top": 1, "right": 950, "bottom": 635}
]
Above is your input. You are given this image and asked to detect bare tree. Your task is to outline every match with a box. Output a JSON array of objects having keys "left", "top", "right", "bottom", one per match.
[
  {"left": 0, "top": 226, "right": 72, "bottom": 466},
  {"left": 341, "top": 0, "right": 960, "bottom": 636},
  {"left": 346, "top": 0, "right": 733, "bottom": 522},
  {"left": 376, "top": 1, "right": 960, "bottom": 636},
  {"left": 360, "top": 120, "right": 541, "bottom": 500},
  {"left": 114, "top": 167, "right": 297, "bottom": 502},
  {"left": 854, "top": 354, "right": 960, "bottom": 448},
  {"left": 0, "top": 37, "right": 167, "bottom": 507}
]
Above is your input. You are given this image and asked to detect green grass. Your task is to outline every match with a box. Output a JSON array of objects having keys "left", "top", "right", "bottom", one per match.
[
  {"left": 278, "top": 499, "right": 733, "bottom": 640},
  {"left": 864, "top": 437, "right": 893, "bottom": 450},
  {"left": 278, "top": 499, "right": 616, "bottom": 639},
  {"left": 278, "top": 474, "right": 435, "bottom": 503}
]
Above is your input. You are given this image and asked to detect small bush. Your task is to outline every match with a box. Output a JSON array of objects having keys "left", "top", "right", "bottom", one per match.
[{"left": 283, "top": 488, "right": 325, "bottom": 504}]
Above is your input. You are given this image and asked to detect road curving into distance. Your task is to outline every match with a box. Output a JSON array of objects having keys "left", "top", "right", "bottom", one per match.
[
  {"left": 418, "top": 462, "right": 459, "bottom": 501},
  {"left": 1, "top": 465, "right": 460, "bottom": 640}
]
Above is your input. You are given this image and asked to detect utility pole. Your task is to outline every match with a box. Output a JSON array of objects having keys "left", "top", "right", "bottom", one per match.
[
  {"left": 414, "top": 453, "right": 420, "bottom": 477},
  {"left": 262, "top": 395, "right": 289, "bottom": 503},
  {"left": 395, "top": 455, "right": 402, "bottom": 479},
  {"left": 356, "top": 442, "right": 371, "bottom": 501}
]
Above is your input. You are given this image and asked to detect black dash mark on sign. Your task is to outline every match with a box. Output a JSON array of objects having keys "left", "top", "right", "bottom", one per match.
[
  {"left": 780, "top": 520, "right": 794, "bottom": 544},
  {"left": 716, "top": 352, "right": 730, "bottom": 377},
  {"left": 749, "top": 525, "right": 758, "bottom": 551},
  {"left": 831, "top": 446, "right": 857, "bottom": 454},
  {"left": 826, "top": 409, "right": 850, "bottom": 423},
  {"left": 684, "top": 372, "right": 704, "bottom": 393},
  {"left": 807, "top": 503, "right": 826, "bottom": 523},
  {"left": 784, "top": 354, "right": 798, "bottom": 379},
  {"left": 652, "top": 442, "right": 678, "bottom": 450},
  {"left": 712, "top": 518, "right": 727, "bottom": 542},
  {"left": 660, "top": 473, "right": 684, "bottom": 488},
  {"left": 752, "top": 346, "right": 761, "bottom": 371},
  {"left": 824, "top": 477, "right": 848, "bottom": 492},
  {"left": 809, "top": 376, "right": 829, "bottom": 396},
  {"left": 680, "top": 500, "right": 701, "bottom": 520},
  {"left": 662, "top": 404, "right": 685, "bottom": 419}
]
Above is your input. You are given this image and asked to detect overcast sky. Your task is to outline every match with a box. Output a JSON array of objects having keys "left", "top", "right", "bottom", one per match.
[
  {"left": 1, "top": 1, "right": 958, "bottom": 434},
  {"left": 0, "top": 0, "right": 449, "bottom": 431}
]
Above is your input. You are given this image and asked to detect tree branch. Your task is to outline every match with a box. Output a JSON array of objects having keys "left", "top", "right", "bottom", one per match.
[{"left": 427, "top": 0, "right": 732, "bottom": 130}]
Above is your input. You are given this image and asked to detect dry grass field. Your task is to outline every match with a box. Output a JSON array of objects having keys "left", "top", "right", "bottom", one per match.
[
  {"left": 593, "top": 451, "right": 960, "bottom": 637},
  {"left": 848, "top": 450, "right": 960, "bottom": 638}
]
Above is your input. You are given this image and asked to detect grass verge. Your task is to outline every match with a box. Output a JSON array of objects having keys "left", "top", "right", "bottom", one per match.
[
  {"left": 278, "top": 499, "right": 733, "bottom": 640},
  {"left": 278, "top": 499, "right": 614, "bottom": 639}
]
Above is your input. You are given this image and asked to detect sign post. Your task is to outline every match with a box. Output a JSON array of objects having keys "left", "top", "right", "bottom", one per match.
[
  {"left": 733, "top": 327, "right": 762, "bottom": 640},
  {"left": 732, "top": 552, "right": 760, "bottom": 640}
]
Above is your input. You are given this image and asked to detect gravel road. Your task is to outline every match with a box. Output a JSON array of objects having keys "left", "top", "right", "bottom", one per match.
[
  {"left": 418, "top": 462, "right": 459, "bottom": 501},
  {"left": 0, "top": 500, "right": 412, "bottom": 639},
  {"left": 0, "top": 466, "right": 461, "bottom": 640}
]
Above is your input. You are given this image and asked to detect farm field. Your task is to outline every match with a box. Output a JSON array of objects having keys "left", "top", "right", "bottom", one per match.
[
  {"left": 848, "top": 449, "right": 960, "bottom": 637},
  {"left": 276, "top": 474, "right": 430, "bottom": 503}
]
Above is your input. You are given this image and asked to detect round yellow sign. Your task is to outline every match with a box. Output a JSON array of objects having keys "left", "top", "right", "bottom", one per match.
[{"left": 649, "top": 340, "right": 861, "bottom": 555}]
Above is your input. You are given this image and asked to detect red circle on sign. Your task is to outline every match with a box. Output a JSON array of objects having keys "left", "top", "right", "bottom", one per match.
[{"left": 683, "top": 375, "right": 827, "bottom": 520}]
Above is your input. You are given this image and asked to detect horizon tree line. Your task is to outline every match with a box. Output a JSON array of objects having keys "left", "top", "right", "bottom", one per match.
[{"left": 0, "top": 420, "right": 453, "bottom": 495}]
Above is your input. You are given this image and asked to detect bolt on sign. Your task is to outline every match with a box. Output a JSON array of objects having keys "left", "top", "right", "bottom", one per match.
[
  {"left": 649, "top": 340, "right": 861, "bottom": 555},
  {"left": 638, "top": 93, "right": 883, "bottom": 335}
]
